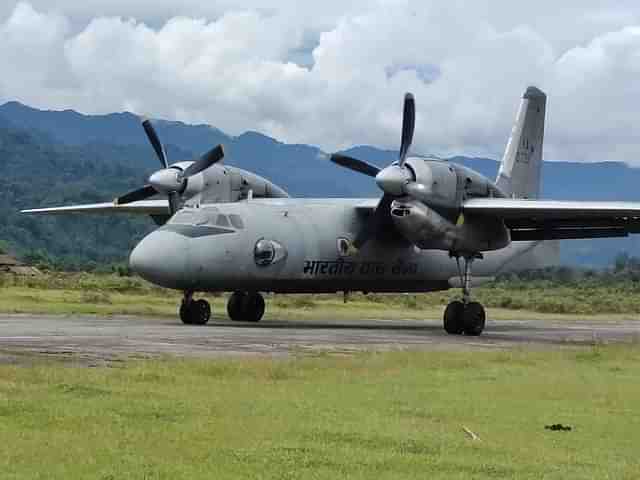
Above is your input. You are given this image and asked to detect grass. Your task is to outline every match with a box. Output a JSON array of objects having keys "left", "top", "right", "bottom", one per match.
[
  {"left": 1, "top": 346, "right": 639, "bottom": 479},
  {"left": 2, "top": 272, "right": 640, "bottom": 320}
]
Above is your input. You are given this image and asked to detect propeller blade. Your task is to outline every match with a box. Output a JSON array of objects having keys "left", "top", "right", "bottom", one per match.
[
  {"left": 142, "top": 119, "right": 168, "bottom": 169},
  {"left": 114, "top": 185, "right": 157, "bottom": 205},
  {"left": 353, "top": 194, "right": 393, "bottom": 249},
  {"left": 168, "top": 191, "right": 181, "bottom": 216},
  {"left": 182, "top": 144, "right": 225, "bottom": 178},
  {"left": 398, "top": 93, "right": 415, "bottom": 166},
  {"left": 330, "top": 154, "right": 381, "bottom": 177}
]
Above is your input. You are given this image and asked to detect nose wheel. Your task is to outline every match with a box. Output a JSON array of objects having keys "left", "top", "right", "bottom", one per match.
[
  {"left": 179, "top": 292, "right": 211, "bottom": 325},
  {"left": 444, "top": 255, "right": 486, "bottom": 336},
  {"left": 227, "top": 291, "right": 265, "bottom": 322}
]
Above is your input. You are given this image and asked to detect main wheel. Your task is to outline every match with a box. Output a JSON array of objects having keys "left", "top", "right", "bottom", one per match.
[
  {"left": 241, "top": 292, "right": 265, "bottom": 323},
  {"left": 227, "top": 291, "right": 246, "bottom": 321},
  {"left": 463, "top": 302, "right": 485, "bottom": 336},
  {"left": 444, "top": 300, "right": 465, "bottom": 335}
]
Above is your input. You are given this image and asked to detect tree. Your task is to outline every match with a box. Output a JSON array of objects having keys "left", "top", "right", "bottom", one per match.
[{"left": 614, "top": 252, "right": 630, "bottom": 273}]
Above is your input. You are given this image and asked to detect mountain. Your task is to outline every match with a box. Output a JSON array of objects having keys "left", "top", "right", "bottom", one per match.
[{"left": 1, "top": 101, "right": 639, "bottom": 267}]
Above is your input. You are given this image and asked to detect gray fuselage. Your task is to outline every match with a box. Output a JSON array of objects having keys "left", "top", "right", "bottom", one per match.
[{"left": 130, "top": 198, "right": 553, "bottom": 294}]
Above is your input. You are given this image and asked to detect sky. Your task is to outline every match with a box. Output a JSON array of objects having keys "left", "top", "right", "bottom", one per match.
[{"left": 2, "top": 1, "right": 640, "bottom": 163}]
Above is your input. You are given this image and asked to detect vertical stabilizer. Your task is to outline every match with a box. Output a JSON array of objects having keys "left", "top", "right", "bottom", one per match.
[{"left": 496, "top": 87, "right": 546, "bottom": 199}]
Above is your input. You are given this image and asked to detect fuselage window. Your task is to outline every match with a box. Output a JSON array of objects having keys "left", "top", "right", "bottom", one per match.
[
  {"left": 254, "top": 239, "right": 275, "bottom": 266},
  {"left": 254, "top": 238, "right": 287, "bottom": 266},
  {"left": 229, "top": 214, "right": 244, "bottom": 229},
  {"left": 216, "top": 215, "right": 231, "bottom": 227}
]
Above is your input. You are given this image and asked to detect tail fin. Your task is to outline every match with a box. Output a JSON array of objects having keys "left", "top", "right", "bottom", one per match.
[{"left": 496, "top": 86, "right": 547, "bottom": 199}]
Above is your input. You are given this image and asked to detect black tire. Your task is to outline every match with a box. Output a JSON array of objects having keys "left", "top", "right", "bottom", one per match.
[
  {"left": 463, "top": 302, "right": 486, "bottom": 336},
  {"left": 179, "top": 302, "right": 194, "bottom": 325},
  {"left": 180, "top": 299, "right": 211, "bottom": 325},
  {"left": 242, "top": 293, "right": 265, "bottom": 322},
  {"left": 192, "top": 299, "right": 211, "bottom": 325},
  {"left": 444, "top": 300, "right": 465, "bottom": 334},
  {"left": 227, "top": 292, "right": 246, "bottom": 321}
]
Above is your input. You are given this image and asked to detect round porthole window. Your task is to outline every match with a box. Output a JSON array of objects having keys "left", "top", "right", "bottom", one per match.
[{"left": 254, "top": 239, "right": 287, "bottom": 267}]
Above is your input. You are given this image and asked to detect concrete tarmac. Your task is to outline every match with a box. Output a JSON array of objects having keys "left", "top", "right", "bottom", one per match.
[{"left": 0, "top": 314, "right": 638, "bottom": 365}]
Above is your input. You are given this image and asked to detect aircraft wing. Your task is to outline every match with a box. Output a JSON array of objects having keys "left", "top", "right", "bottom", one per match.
[
  {"left": 21, "top": 200, "right": 169, "bottom": 215},
  {"left": 463, "top": 198, "right": 640, "bottom": 240}
]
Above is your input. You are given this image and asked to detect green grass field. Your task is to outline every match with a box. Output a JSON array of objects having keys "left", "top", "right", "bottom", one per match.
[
  {"left": 1, "top": 346, "right": 639, "bottom": 479},
  {"left": 2, "top": 272, "right": 640, "bottom": 478}
]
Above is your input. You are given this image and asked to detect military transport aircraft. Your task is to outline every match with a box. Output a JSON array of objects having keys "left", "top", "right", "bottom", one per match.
[{"left": 23, "top": 87, "right": 640, "bottom": 336}]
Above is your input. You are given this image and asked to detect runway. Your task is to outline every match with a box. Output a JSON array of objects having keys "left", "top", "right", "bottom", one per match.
[{"left": 0, "top": 314, "right": 638, "bottom": 365}]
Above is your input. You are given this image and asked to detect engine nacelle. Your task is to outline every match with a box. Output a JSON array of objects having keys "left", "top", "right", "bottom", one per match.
[
  {"left": 391, "top": 199, "right": 510, "bottom": 253},
  {"left": 178, "top": 163, "right": 288, "bottom": 205},
  {"left": 182, "top": 170, "right": 205, "bottom": 199},
  {"left": 404, "top": 157, "right": 458, "bottom": 209}
]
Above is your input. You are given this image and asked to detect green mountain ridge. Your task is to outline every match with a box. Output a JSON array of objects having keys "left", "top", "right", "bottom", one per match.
[{"left": 1, "top": 101, "right": 639, "bottom": 268}]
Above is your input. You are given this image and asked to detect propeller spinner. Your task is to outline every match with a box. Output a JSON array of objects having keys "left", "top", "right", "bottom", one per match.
[{"left": 115, "top": 119, "right": 224, "bottom": 215}]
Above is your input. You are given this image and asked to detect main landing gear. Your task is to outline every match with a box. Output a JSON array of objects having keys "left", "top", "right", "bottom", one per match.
[
  {"left": 227, "top": 291, "right": 265, "bottom": 322},
  {"left": 179, "top": 291, "right": 211, "bottom": 325},
  {"left": 444, "top": 254, "right": 486, "bottom": 336}
]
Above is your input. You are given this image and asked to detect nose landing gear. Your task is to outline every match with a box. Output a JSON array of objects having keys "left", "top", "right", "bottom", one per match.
[
  {"left": 179, "top": 291, "right": 211, "bottom": 325},
  {"left": 443, "top": 254, "right": 486, "bottom": 336},
  {"left": 227, "top": 291, "right": 265, "bottom": 322}
]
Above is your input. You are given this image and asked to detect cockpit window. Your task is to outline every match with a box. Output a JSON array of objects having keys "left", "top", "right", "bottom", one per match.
[
  {"left": 216, "top": 215, "right": 230, "bottom": 227},
  {"left": 229, "top": 214, "right": 244, "bottom": 229}
]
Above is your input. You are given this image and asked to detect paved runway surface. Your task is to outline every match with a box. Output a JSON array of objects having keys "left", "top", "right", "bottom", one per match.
[{"left": 0, "top": 314, "right": 638, "bottom": 365}]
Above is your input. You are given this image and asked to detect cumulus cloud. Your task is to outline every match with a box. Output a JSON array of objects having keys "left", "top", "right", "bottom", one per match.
[{"left": 2, "top": 1, "right": 640, "bottom": 163}]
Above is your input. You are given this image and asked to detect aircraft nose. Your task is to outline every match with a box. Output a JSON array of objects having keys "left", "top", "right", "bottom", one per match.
[{"left": 129, "top": 229, "right": 191, "bottom": 289}]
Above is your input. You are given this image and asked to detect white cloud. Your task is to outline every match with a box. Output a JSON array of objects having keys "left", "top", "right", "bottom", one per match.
[{"left": 2, "top": 1, "right": 640, "bottom": 163}]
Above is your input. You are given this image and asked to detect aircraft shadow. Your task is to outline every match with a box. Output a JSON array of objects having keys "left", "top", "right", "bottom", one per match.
[
  {"left": 199, "top": 319, "right": 615, "bottom": 347},
  {"left": 207, "top": 319, "right": 441, "bottom": 332}
]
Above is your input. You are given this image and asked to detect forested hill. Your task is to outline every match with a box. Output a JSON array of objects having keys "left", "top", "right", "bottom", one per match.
[
  {"left": 1, "top": 101, "right": 640, "bottom": 267},
  {"left": 0, "top": 123, "right": 157, "bottom": 268}
]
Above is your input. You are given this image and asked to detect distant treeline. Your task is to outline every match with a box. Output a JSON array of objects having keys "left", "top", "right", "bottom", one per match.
[{"left": 497, "top": 252, "right": 640, "bottom": 284}]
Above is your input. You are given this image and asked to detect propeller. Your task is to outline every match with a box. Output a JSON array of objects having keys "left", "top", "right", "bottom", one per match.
[
  {"left": 142, "top": 118, "right": 168, "bottom": 168},
  {"left": 330, "top": 93, "right": 424, "bottom": 249},
  {"left": 115, "top": 119, "right": 225, "bottom": 215},
  {"left": 330, "top": 153, "right": 381, "bottom": 178}
]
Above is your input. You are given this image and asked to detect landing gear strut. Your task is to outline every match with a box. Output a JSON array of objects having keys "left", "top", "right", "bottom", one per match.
[
  {"left": 227, "top": 291, "right": 265, "bottom": 322},
  {"left": 179, "top": 291, "right": 211, "bottom": 325},
  {"left": 443, "top": 254, "right": 486, "bottom": 336}
]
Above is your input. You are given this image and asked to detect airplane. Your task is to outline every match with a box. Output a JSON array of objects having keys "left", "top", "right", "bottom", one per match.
[{"left": 23, "top": 86, "right": 640, "bottom": 336}]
